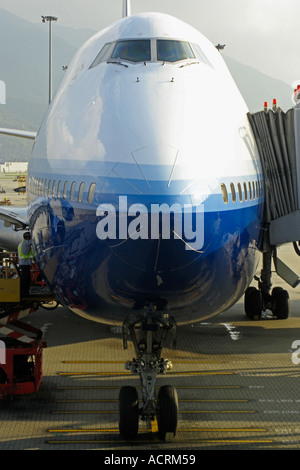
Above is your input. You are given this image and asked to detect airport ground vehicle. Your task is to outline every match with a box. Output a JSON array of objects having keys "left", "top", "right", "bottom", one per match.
[{"left": 0, "top": 253, "right": 55, "bottom": 398}]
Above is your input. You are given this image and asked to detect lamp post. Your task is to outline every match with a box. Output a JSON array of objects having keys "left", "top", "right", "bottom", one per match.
[{"left": 41, "top": 16, "right": 58, "bottom": 104}]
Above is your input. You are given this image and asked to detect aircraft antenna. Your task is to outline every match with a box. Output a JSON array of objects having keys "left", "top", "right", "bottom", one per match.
[{"left": 122, "top": 0, "right": 131, "bottom": 17}]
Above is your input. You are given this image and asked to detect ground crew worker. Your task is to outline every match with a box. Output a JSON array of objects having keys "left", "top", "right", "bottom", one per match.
[{"left": 18, "top": 232, "right": 33, "bottom": 297}]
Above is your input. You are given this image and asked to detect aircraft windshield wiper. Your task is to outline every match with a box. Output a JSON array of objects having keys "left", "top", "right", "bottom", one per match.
[
  {"left": 107, "top": 59, "right": 129, "bottom": 67},
  {"left": 179, "top": 61, "right": 200, "bottom": 68}
]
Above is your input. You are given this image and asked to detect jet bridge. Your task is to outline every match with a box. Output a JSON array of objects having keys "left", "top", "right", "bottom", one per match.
[
  {"left": 248, "top": 104, "right": 300, "bottom": 247},
  {"left": 245, "top": 101, "right": 300, "bottom": 319}
]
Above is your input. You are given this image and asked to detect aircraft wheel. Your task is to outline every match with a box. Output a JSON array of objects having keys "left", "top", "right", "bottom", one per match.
[
  {"left": 119, "top": 386, "right": 139, "bottom": 439},
  {"left": 272, "top": 287, "right": 289, "bottom": 319},
  {"left": 244, "top": 287, "right": 262, "bottom": 320},
  {"left": 157, "top": 385, "right": 178, "bottom": 440}
]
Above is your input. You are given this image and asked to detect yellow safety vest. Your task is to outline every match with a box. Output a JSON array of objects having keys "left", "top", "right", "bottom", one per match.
[{"left": 18, "top": 240, "right": 33, "bottom": 261}]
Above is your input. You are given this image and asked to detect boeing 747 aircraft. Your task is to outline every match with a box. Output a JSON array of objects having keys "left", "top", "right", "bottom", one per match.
[{"left": 0, "top": 0, "right": 298, "bottom": 439}]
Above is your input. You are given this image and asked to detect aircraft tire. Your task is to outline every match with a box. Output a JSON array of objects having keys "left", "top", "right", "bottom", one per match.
[
  {"left": 272, "top": 287, "right": 289, "bottom": 319},
  {"left": 118, "top": 386, "right": 139, "bottom": 439},
  {"left": 244, "top": 287, "right": 262, "bottom": 320},
  {"left": 157, "top": 385, "right": 178, "bottom": 440}
]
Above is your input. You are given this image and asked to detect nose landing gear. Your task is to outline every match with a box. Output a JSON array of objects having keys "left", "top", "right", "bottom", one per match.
[{"left": 119, "top": 304, "right": 178, "bottom": 440}]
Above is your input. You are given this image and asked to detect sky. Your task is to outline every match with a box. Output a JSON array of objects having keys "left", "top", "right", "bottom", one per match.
[{"left": 1, "top": 0, "right": 300, "bottom": 88}]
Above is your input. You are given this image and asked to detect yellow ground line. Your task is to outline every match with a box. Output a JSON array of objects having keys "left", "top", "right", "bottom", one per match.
[
  {"left": 62, "top": 360, "right": 224, "bottom": 364},
  {"left": 56, "top": 385, "right": 137, "bottom": 390},
  {"left": 181, "top": 399, "right": 248, "bottom": 403},
  {"left": 48, "top": 427, "right": 267, "bottom": 434},
  {"left": 181, "top": 410, "right": 256, "bottom": 414},
  {"left": 57, "top": 371, "right": 233, "bottom": 376},
  {"left": 52, "top": 409, "right": 256, "bottom": 415},
  {"left": 52, "top": 410, "right": 119, "bottom": 414},
  {"left": 46, "top": 438, "right": 274, "bottom": 445},
  {"left": 62, "top": 361, "right": 125, "bottom": 364},
  {"left": 179, "top": 428, "right": 267, "bottom": 433},
  {"left": 189, "top": 439, "right": 274, "bottom": 444},
  {"left": 56, "top": 385, "right": 241, "bottom": 390},
  {"left": 55, "top": 398, "right": 248, "bottom": 403},
  {"left": 57, "top": 372, "right": 131, "bottom": 376},
  {"left": 47, "top": 429, "right": 112, "bottom": 433},
  {"left": 167, "top": 371, "right": 234, "bottom": 376}
]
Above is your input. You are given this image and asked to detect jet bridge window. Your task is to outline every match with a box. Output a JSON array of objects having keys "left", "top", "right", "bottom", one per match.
[
  {"left": 157, "top": 40, "right": 195, "bottom": 63},
  {"left": 111, "top": 40, "right": 151, "bottom": 63}
]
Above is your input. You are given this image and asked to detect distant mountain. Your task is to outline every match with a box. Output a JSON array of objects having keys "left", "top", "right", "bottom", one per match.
[
  {"left": 223, "top": 55, "right": 292, "bottom": 113},
  {"left": 0, "top": 7, "right": 293, "bottom": 162}
]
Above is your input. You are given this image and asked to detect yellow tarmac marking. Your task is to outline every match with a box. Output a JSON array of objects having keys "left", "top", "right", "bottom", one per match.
[
  {"left": 151, "top": 418, "right": 159, "bottom": 433},
  {"left": 48, "top": 427, "right": 267, "bottom": 434},
  {"left": 56, "top": 385, "right": 240, "bottom": 390},
  {"left": 52, "top": 409, "right": 255, "bottom": 414},
  {"left": 52, "top": 410, "right": 119, "bottom": 414},
  {"left": 62, "top": 360, "right": 125, "bottom": 364},
  {"left": 180, "top": 399, "right": 248, "bottom": 403},
  {"left": 62, "top": 360, "right": 223, "bottom": 364},
  {"left": 181, "top": 410, "right": 256, "bottom": 414},
  {"left": 46, "top": 438, "right": 274, "bottom": 445},
  {"left": 57, "top": 371, "right": 233, "bottom": 376},
  {"left": 55, "top": 398, "right": 248, "bottom": 403},
  {"left": 57, "top": 372, "right": 131, "bottom": 376}
]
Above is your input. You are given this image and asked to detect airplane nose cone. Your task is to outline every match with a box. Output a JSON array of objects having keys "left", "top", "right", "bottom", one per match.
[{"left": 96, "top": 144, "right": 205, "bottom": 275}]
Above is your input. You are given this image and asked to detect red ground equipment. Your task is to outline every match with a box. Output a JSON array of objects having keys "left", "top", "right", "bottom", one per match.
[{"left": 0, "top": 252, "right": 54, "bottom": 398}]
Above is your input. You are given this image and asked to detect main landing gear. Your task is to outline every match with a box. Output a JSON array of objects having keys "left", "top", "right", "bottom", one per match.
[
  {"left": 119, "top": 304, "right": 178, "bottom": 440},
  {"left": 244, "top": 250, "right": 290, "bottom": 320}
]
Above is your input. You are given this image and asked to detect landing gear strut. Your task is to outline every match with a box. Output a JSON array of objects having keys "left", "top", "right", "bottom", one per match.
[
  {"left": 245, "top": 249, "right": 289, "bottom": 320},
  {"left": 119, "top": 304, "right": 178, "bottom": 440}
]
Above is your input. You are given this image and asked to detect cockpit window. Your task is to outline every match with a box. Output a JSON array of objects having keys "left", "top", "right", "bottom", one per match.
[
  {"left": 192, "top": 43, "right": 213, "bottom": 67},
  {"left": 90, "top": 42, "right": 115, "bottom": 68},
  {"left": 157, "top": 40, "right": 195, "bottom": 62},
  {"left": 111, "top": 40, "right": 151, "bottom": 62},
  {"left": 90, "top": 38, "right": 213, "bottom": 69}
]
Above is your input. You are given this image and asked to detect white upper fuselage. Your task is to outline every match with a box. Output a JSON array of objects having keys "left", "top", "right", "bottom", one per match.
[{"left": 28, "top": 12, "right": 259, "bottom": 204}]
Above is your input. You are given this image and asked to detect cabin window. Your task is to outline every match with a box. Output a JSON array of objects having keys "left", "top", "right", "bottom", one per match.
[
  {"left": 230, "top": 183, "right": 236, "bottom": 203},
  {"left": 237, "top": 183, "right": 243, "bottom": 202},
  {"left": 157, "top": 40, "right": 195, "bottom": 62},
  {"left": 57, "top": 180, "right": 62, "bottom": 198},
  {"left": 243, "top": 182, "right": 248, "bottom": 201},
  {"left": 63, "top": 181, "right": 68, "bottom": 200},
  {"left": 78, "top": 182, "right": 85, "bottom": 202},
  {"left": 221, "top": 183, "right": 228, "bottom": 204},
  {"left": 88, "top": 182, "right": 96, "bottom": 203},
  {"left": 248, "top": 181, "right": 252, "bottom": 200},
  {"left": 52, "top": 180, "right": 56, "bottom": 198},
  {"left": 70, "top": 181, "right": 76, "bottom": 201}
]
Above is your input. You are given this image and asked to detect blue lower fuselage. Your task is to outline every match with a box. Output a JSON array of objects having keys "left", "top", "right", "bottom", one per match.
[{"left": 28, "top": 175, "right": 264, "bottom": 325}]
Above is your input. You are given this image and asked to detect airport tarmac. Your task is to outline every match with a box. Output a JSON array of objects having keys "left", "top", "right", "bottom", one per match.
[
  {"left": 0, "top": 174, "right": 27, "bottom": 207},
  {"left": 0, "top": 244, "right": 299, "bottom": 451}
]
